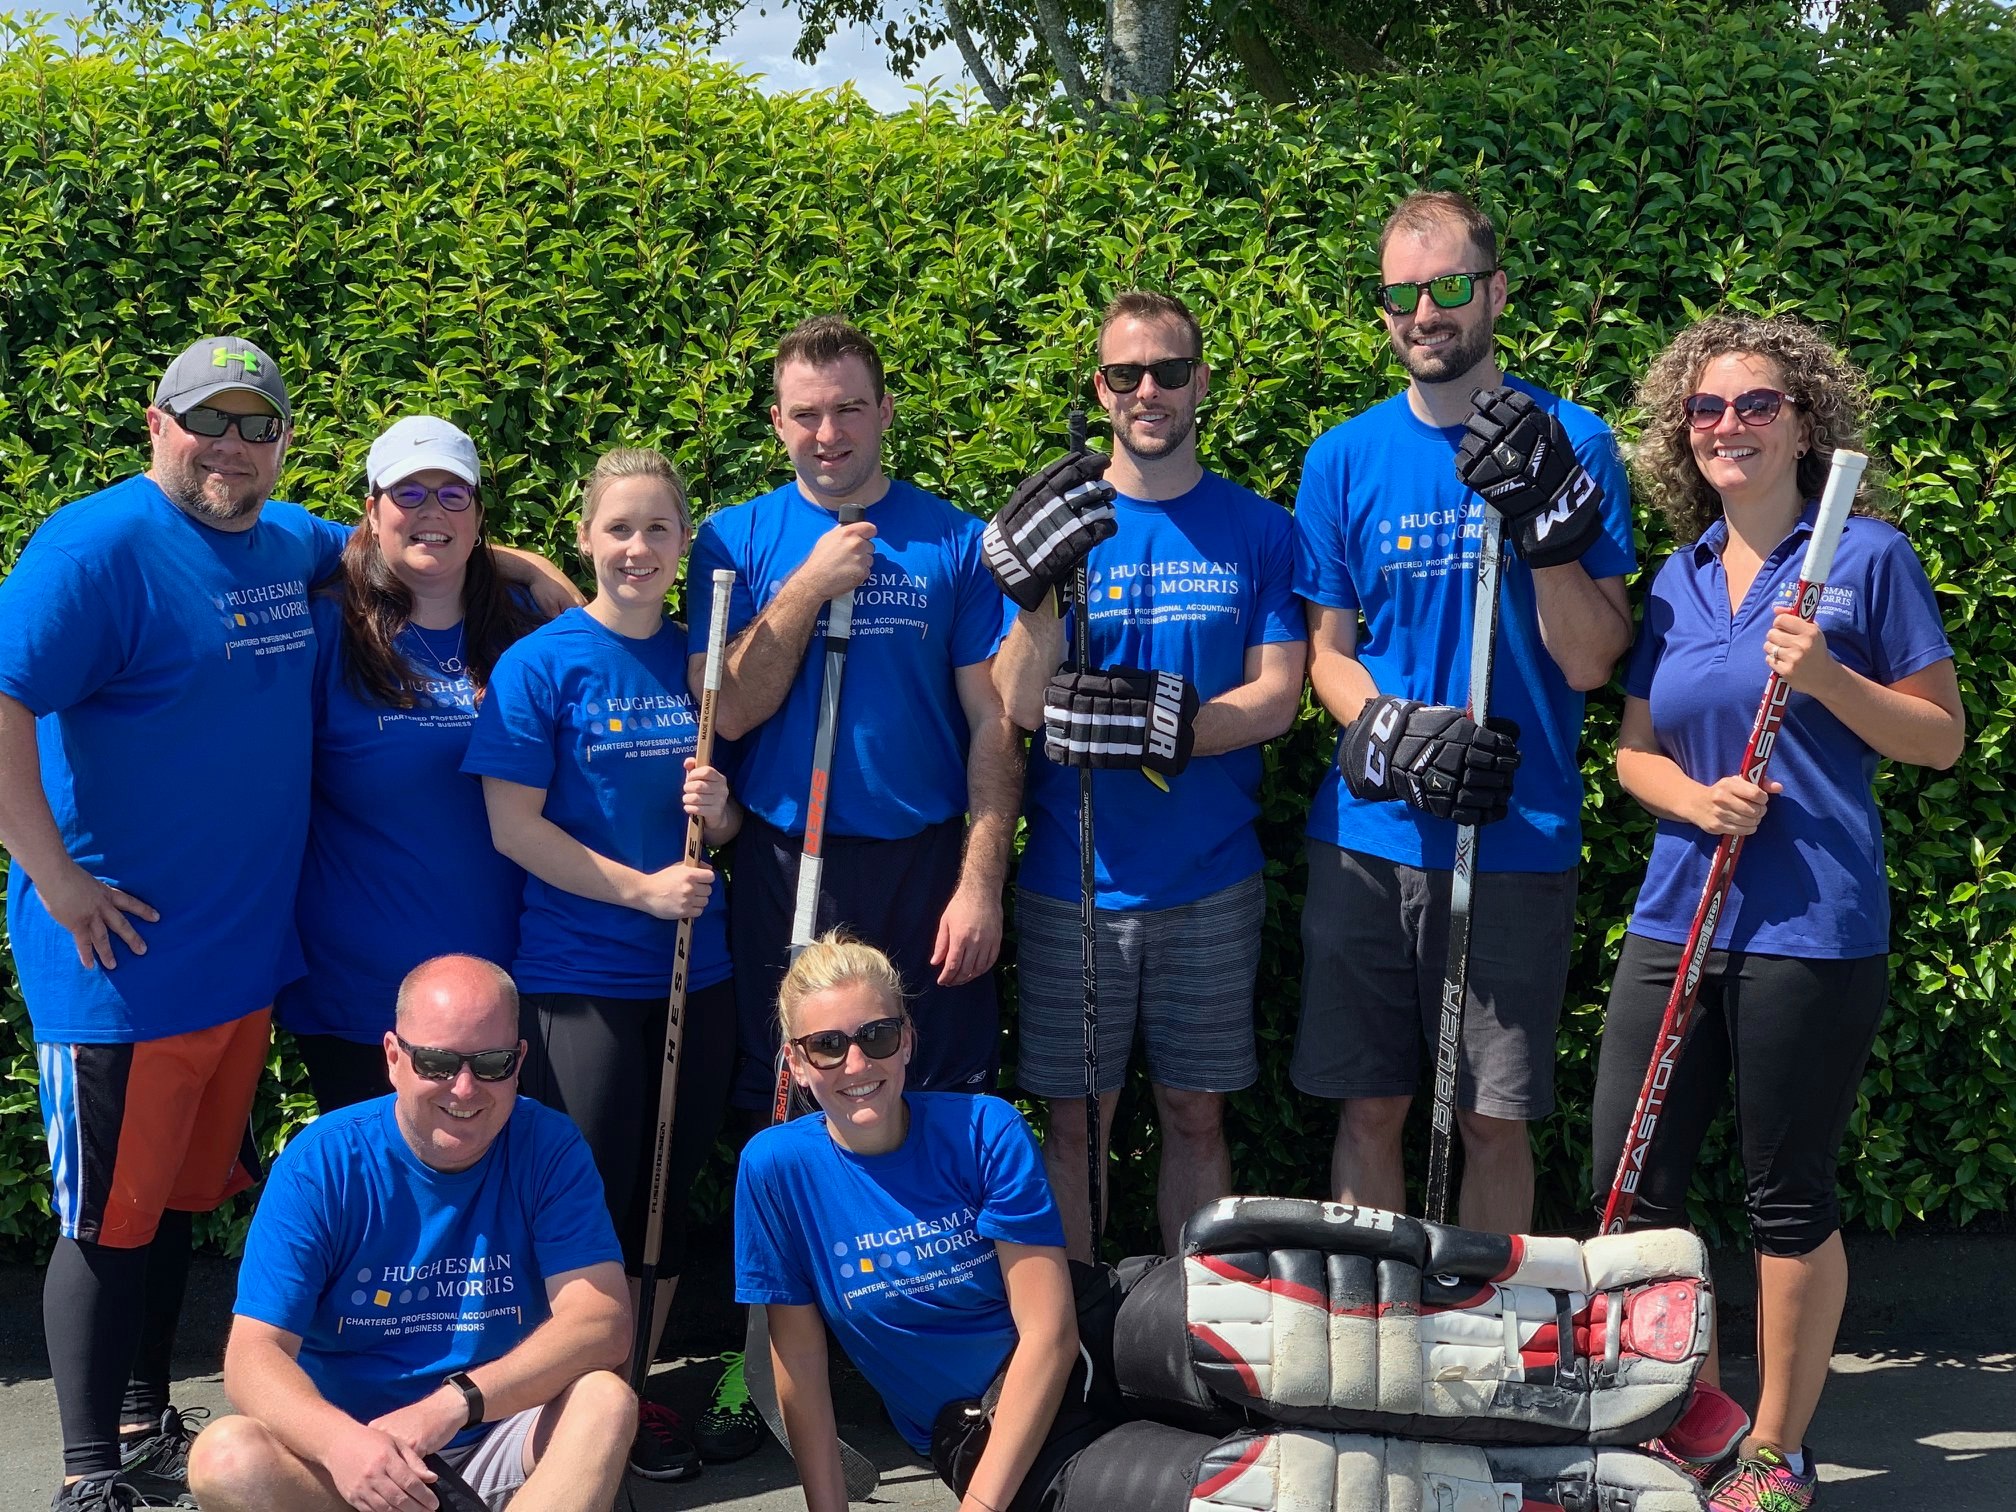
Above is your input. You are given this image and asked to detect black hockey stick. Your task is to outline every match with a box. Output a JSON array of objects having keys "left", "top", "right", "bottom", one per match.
[
  {"left": 1068, "top": 403, "right": 1103, "bottom": 1253},
  {"left": 744, "top": 501, "right": 879, "bottom": 1502},
  {"left": 629, "top": 568, "right": 733, "bottom": 1398},
  {"left": 1423, "top": 501, "right": 1505, "bottom": 1225}
]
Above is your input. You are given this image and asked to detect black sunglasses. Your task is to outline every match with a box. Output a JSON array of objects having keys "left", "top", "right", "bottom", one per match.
[
  {"left": 1682, "top": 388, "right": 1797, "bottom": 431},
  {"left": 1098, "top": 358, "right": 1198, "bottom": 394},
  {"left": 173, "top": 405, "right": 285, "bottom": 444},
  {"left": 396, "top": 1035, "right": 521, "bottom": 1082},
  {"left": 1376, "top": 270, "right": 1497, "bottom": 317},
  {"left": 383, "top": 481, "right": 478, "bottom": 512},
  {"left": 791, "top": 1016, "right": 906, "bottom": 1071}
]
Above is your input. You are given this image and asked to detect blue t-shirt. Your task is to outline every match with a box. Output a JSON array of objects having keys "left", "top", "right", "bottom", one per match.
[
  {"left": 0, "top": 475, "right": 350, "bottom": 1043},
  {"left": 1294, "top": 379, "right": 1636, "bottom": 872},
  {"left": 1019, "top": 472, "right": 1303, "bottom": 910},
  {"left": 233, "top": 1096, "right": 621, "bottom": 1448},
  {"left": 461, "top": 608, "right": 730, "bottom": 998},
  {"left": 688, "top": 480, "right": 1013, "bottom": 840},
  {"left": 276, "top": 594, "right": 527, "bottom": 1042},
  {"left": 1624, "top": 508, "right": 1951, "bottom": 957},
  {"left": 734, "top": 1092, "right": 1065, "bottom": 1453}
]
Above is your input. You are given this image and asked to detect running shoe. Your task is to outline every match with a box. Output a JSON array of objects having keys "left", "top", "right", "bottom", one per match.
[
  {"left": 629, "top": 1398, "right": 702, "bottom": 1482},
  {"left": 118, "top": 1406, "right": 206, "bottom": 1506},
  {"left": 695, "top": 1351, "right": 765, "bottom": 1463},
  {"left": 1648, "top": 1382, "right": 1749, "bottom": 1487},
  {"left": 1647, "top": 1435, "right": 1736, "bottom": 1489},
  {"left": 49, "top": 1474, "right": 149, "bottom": 1511},
  {"left": 1708, "top": 1445, "right": 1818, "bottom": 1511}
]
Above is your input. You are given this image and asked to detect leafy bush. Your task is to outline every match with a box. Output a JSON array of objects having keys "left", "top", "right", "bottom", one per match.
[{"left": 2, "top": 0, "right": 2011, "bottom": 1255}]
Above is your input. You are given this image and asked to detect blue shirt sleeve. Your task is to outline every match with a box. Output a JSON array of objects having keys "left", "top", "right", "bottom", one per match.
[
  {"left": 689, "top": 518, "right": 759, "bottom": 644},
  {"left": 973, "top": 1101, "right": 1066, "bottom": 1247},
  {"left": 1251, "top": 506, "right": 1303, "bottom": 647},
  {"left": 1863, "top": 528, "right": 1952, "bottom": 686},
  {"left": 733, "top": 1130, "right": 817, "bottom": 1306},
  {"left": 527, "top": 1111, "right": 624, "bottom": 1280},
  {"left": 1293, "top": 436, "right": 1359, "bottom": 612},
  {"left": 949, "top": 521, "right": 1013, "bottom": 668},
  {"left": 1575, "top": 429, "right": 1637, "bottom": 583},
  {"left": 461, "top": 646, "right": 559, "bottom": 789},
  {"left": 1624, "top": 555, "right": 1680, "bottom": 701},
  {"left": 0, "top": 535, "right": 127, "bottom": 716},
  {"left": 232, "top": 1140, "right": 339, "bottom": 1339},
  {"left": 305, "top": 514, "right": 354, "bottom": 582}
]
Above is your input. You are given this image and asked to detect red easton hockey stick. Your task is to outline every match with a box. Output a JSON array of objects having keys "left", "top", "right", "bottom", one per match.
[{"left": 1601, "top": 446, "right": 1867, "bottom": 1234}]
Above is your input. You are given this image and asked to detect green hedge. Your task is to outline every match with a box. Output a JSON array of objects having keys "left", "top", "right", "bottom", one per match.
[{"left": 2, "top": 0, "right": 2012, "bottom": 1256}]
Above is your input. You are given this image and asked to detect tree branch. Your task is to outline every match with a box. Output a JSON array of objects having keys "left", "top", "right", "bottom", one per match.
[
  {"left": 1032, "top": 0, "right": 1095, "bottom": 104},
  {"left": 1266, "top": 0, "right": 1395, "bottom": 75},
  {"left": 1227, "top": 10, "right": 1298, "bottom": 104},
  {"left": 942, "top": 0, "right": 1010, "bottom": 107}
]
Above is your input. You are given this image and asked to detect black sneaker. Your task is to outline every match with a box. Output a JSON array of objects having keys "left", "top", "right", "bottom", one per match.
[
  {"left": 118, "top": 1407, "right": 205, "bottom": 1507},
  {"left": 629, "top": 1399, "right": 702, "bottom": 1482},
  {"left": 695, "top": 1351, "right": 765, "bottom": 1463},
  {"left": 50, "top": 1474, "right": 146, "bottom": 1511}
]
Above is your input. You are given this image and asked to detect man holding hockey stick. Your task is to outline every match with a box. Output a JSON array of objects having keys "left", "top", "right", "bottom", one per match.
[
  {"left": 1590, "top": 316, "right": 1961, "bottom": 1508},
  {"left": 992, "top": 292, "right": 1305, "bottom": 1260},
  {"left": 1290, "top": 192, "right": 1635, "bottom": 1232}
]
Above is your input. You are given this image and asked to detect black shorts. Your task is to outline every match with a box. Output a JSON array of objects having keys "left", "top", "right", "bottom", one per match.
[
  {"left": 518, "top": 979, "right": 737, "bottom": 1274},
  {"left": 729, "top": 813, "right": 1000, "bottom": 1109},
  {"left": 1589, "top": 934, "right": 1887, "bottom": 1258},
  {"left": 1290, "top": 842, "right": 1577, "bottom": 1120}
]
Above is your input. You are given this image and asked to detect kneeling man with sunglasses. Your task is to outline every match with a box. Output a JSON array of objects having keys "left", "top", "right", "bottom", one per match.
[{"left": 188, "top": 955, "right": 635, "bottom": 1512}]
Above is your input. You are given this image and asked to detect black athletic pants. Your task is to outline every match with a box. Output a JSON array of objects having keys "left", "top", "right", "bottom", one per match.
[
  {"left": 1589, "top": 934, "right": 1889, "bottom": 1258},
  {"left": 518, "top": 979, "right": 737, "bottom": 1274},
  {"left": 45, "top": 1208, "right": 193, "bottom": 1476}
]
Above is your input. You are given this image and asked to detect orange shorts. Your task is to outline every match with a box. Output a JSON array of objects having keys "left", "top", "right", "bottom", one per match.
[{"left": 37, "top": 1007, "right": 271, "bottom": 1248}]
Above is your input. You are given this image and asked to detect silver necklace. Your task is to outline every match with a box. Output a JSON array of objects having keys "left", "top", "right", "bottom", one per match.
[{"left": 407, "top": 621, "right": 466, "bottom": 677}]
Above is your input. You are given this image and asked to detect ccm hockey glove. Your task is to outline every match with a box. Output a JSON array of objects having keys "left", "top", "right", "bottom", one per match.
[
  {"left": 981, "top": 451, "right": 1118, "bottom": 612},
  {"left": 1341, "top": 696, "right": 1520, "bottom": 827},
  {"left": 1453, "top": 386, "right": 1605, "bottom": 568},
  {"left": 1044, "top": 667, "right": 1198, "bottom": 778}
]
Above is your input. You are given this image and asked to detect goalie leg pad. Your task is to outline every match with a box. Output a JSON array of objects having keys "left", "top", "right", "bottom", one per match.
[{"left": 1056, "top": 1426, "right": 1706, "bottom": 1512}]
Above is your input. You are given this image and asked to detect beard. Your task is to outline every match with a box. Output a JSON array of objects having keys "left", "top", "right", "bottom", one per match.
[
  {"left": 1114, "top": 403, "right": 1197, "bottom": 462},
  {"left": 154, "top": 452, "right": 269, "bottom": 525},
  {"left": 1391, "top": 317, "right": 1495, "bottom": 386}
]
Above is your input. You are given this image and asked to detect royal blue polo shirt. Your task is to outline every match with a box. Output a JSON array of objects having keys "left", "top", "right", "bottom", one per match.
[{"left": 1624, "top": 506, "right": 1951, "bottom": 958}]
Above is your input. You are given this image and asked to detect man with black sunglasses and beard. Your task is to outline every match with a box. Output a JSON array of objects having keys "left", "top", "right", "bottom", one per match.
[
  {"left": 186, "top": 955, "right": 636, "bottom": 1512},
  {"left": 1289, "top": 192, "right": 1635, "bottom": 1234},
  {"left": 991, "top": 292, "right": 1306, "bottom": 1261},
  {"left": 0, "top": 337, "right": 579, "bottom": 1512}
]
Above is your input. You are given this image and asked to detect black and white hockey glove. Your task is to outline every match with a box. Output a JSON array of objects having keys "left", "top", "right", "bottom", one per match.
[
  {"left": 981, "top": 451, "right": 1118, "bottom": 612},
  {"left": 1341, "top": 696, "right": 1520, "bottom": 827},
  {"left": 1044, "top": 667, "right": 1198, "bottom": 778},
  {"left": 1453, "top": 387, "right": 1605, "bottom": 568}
]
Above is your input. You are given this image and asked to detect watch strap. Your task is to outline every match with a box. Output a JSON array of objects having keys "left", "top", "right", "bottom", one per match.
[{"left": 443, "top": 1371, "right": 484, "bottom": 1430}]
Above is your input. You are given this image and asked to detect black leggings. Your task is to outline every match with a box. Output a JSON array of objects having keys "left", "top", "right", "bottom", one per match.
[
  {"left": 1589, "top": 934, "right": 1888, "bottom": 1258},
  {"left": 45, "top": 1208, "right": 193, "bottom": 1476},
  {"left": 519, "top": 979, "right": 737, "bottom": 1275},
  {"left": 296, "top": 1033, "right": 391, "bottom": 1113}
]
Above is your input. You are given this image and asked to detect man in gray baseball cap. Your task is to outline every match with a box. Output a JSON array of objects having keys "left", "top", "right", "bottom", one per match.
[{"left": 0, "top": 336, "right": 575, "bottom": 1512}]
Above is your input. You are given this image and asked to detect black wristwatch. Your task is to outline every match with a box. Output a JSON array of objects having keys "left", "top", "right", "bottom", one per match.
[{"left": 443, "top": 1371, "right": 484, "bottom": 1431}]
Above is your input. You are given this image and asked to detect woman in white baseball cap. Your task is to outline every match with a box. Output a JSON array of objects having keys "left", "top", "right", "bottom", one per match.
[{"left": 276, "top": 415, "right": 547, "bottom": 1112}]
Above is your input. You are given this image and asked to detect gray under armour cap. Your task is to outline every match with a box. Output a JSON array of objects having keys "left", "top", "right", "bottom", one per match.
[{"left": 154, "top": 336, "right": 292, "bottom": 421}]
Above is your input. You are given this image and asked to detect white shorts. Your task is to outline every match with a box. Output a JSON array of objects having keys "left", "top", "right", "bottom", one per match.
[{"left": 439, "top": 1405, "right": 541, "bottom": 1509}]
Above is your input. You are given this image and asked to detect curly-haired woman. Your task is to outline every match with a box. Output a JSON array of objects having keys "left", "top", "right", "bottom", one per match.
[{"left": 1590, "top": 316, "right": 1963, "bottom": 1509}]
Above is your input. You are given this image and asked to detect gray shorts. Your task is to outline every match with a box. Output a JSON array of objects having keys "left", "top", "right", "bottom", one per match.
[
  {"left": 1290, "top": 842, "right": 1576, "bottom": 1120},
  {"left": 439, "top": 1404, "right": 541, "bottom": 1509},
  {"left": 1015, "top": 874, "right": 1265, "bottom": 1097}
]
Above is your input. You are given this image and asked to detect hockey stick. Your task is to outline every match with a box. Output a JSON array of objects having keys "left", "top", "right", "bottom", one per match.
[
  {"left": 744, "top": 501, "right": 880, "bottom": 1502},
  {"left": 1601, "top": 448, "right": 1867, "bottom": 1235},
  {"left": 1423, "top": 501, "right": 1505, "bottom": 1225},
  {"left": 1068, "top": 403, "right": 1104, "bottom": 1253},
  {"left": 628, "top": 568, "right": 734, "bottom": 1399}
]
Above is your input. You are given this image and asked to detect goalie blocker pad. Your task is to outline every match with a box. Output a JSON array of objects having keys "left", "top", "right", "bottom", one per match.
[
  {"left": 1112, "top": 1197, "right": 1708, "bottom": 1447},
  {"left": 1055, "top": 1421, "right": 1704, "bottom": 1512}
]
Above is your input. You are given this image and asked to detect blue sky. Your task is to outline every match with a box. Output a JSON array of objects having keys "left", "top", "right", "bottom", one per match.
[{"left": 9, "top": 1, "right": 979, "bottom": 111}]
